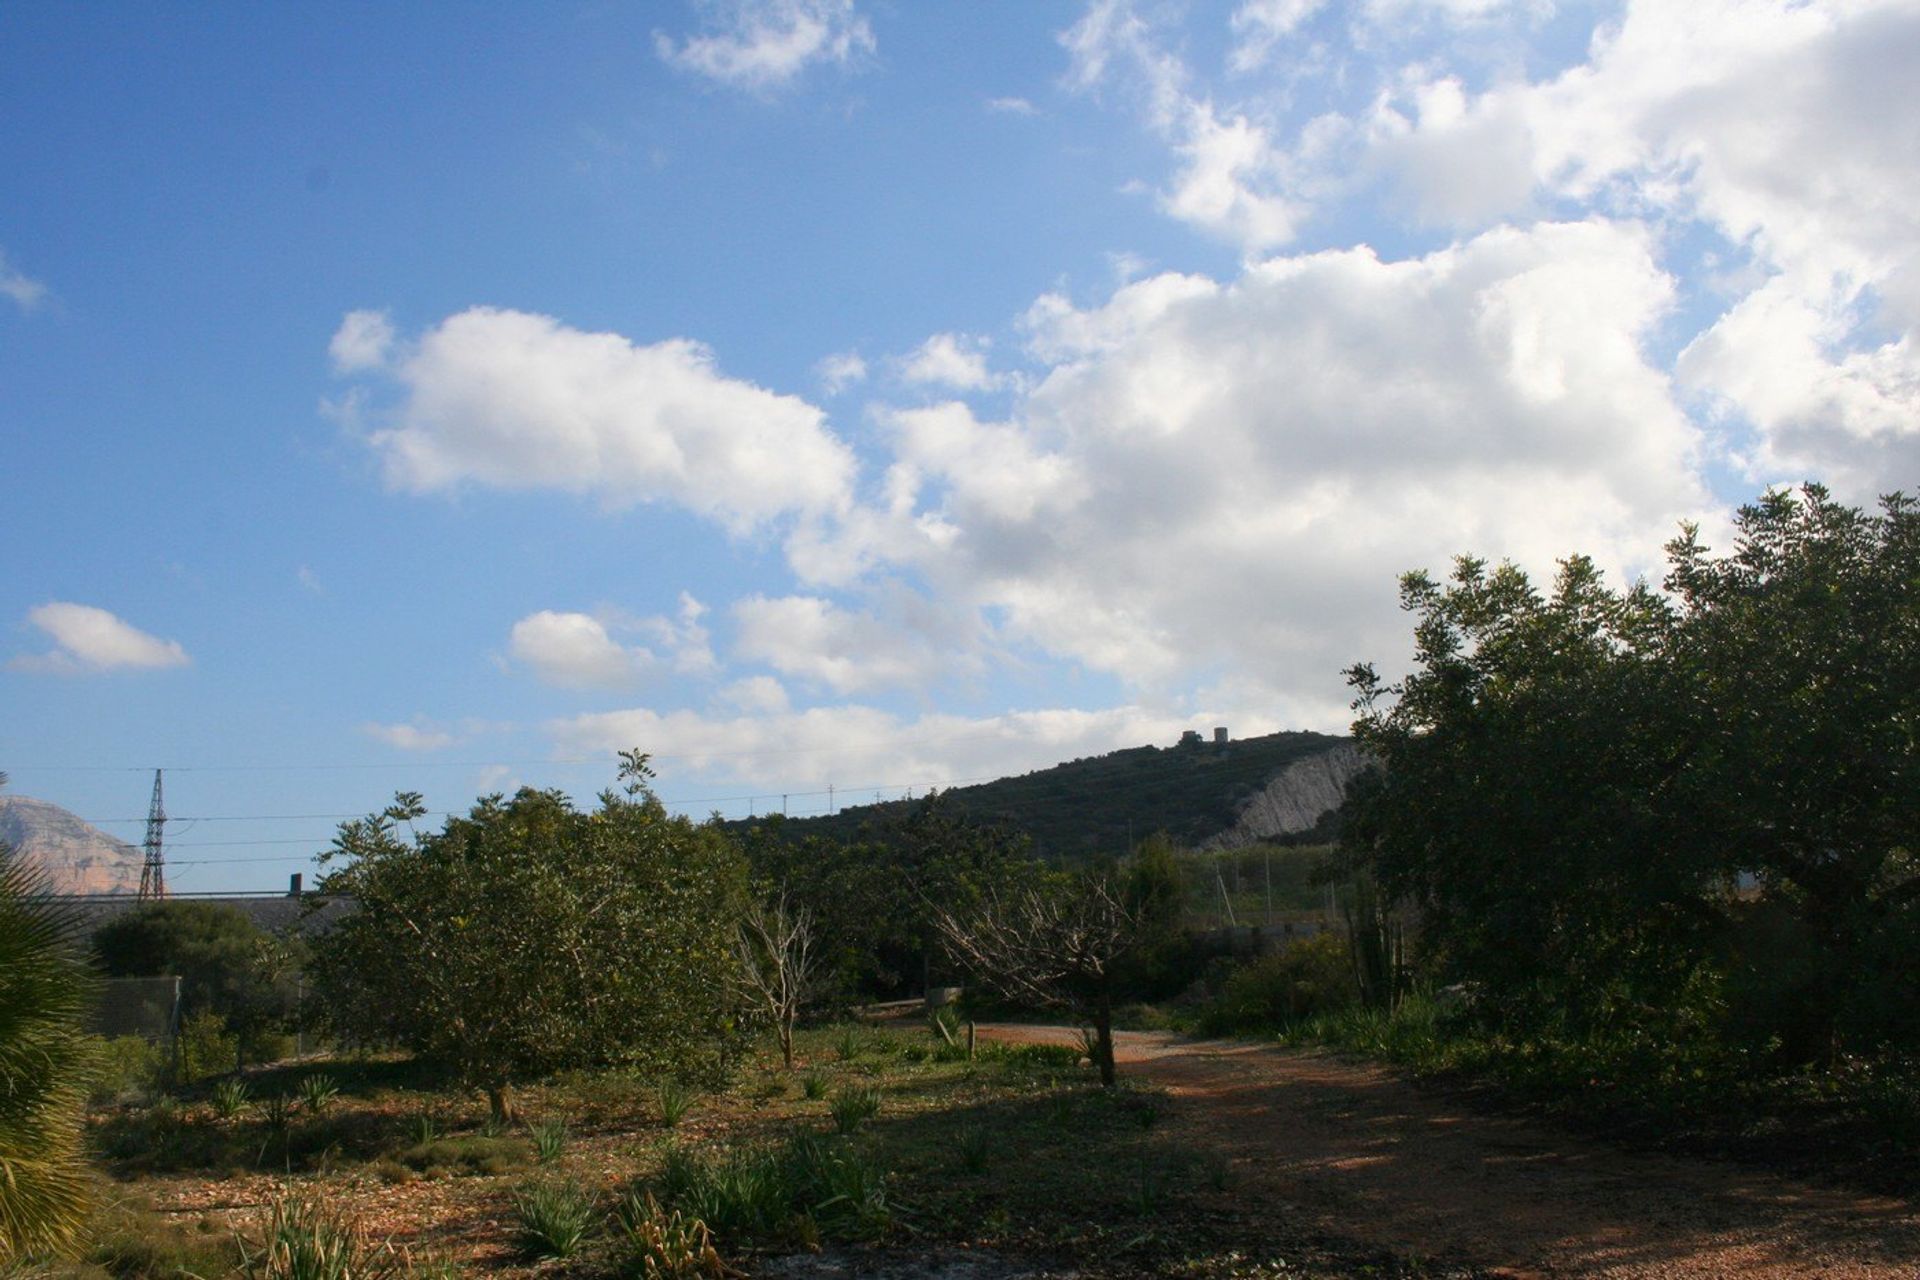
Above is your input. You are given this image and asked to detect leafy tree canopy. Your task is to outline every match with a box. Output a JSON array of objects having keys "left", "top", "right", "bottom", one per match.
[
  {"left": 311, "top": 752, "right": 748, "bottom": 1120},
  {"left": 1346, "top": 485, "right": 1920, "bottom": 1058},
  {"left": 91, "top": 900, "right": 300, "bottom": 1039}
]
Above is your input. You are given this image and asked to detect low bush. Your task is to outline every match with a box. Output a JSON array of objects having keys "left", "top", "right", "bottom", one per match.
[
  {"left": 89, "top": 1035, "right": 168, "bottom": 1105},
  {"left": 615, "top": 1190, "right": 729, "bottom": 1279},
  {"left": 653, "top": 1131, "right": 890, "bottom": 1248},
  {"left": 1194, "top": 933, "right": 1358, "bottom": 1036},
  {"left": 828, "top": 1086, "right": 879, "bottom": 1134},
  {"left": 234, "top": 1188, "right": 410, "bottom": 1280},
  {"left": 512, "top": 1178, "right": 596, "bottom": 1259}
]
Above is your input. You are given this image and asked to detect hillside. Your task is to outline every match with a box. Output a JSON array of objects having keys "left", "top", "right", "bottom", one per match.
[
  {"left": 745, "top": 728, "right": 1362, "bottom": 857},
  {"left": 0, "top": 794, "right": 143, "bottom": 894}
]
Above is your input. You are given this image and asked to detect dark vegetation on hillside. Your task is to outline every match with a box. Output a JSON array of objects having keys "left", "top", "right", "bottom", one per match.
[{"left": 735, "top": 728, "right": 1349, "bottom": 857}]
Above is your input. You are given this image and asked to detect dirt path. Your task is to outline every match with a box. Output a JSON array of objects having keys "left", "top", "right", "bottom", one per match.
[{"left": 977, "top": 1025, "right": 1920, "bottom": 1279}]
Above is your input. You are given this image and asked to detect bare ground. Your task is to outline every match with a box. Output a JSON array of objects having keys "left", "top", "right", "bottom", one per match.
[{"left": 976, "top": 1025, "right": 1920, "bottom": 1279}]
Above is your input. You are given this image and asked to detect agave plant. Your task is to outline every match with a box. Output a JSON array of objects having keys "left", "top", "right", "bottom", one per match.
[
  {"left": 0, "top": 832, "right": 99, "bottom": 1263},
  {"left": 235, "top": 1188, "right": 410, "bottom": 1280},
  {"left": 296, "top": 1073, "right": 340, "bottom": 1115},
  {"left": 212, "top": 1077, "right": 253, "bottom": 1119}
]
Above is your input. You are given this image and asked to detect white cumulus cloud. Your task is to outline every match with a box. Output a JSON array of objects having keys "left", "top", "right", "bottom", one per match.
[
  {"left": 11, "top": 603, "right": 190, "bottom": 674},
  {"left": 509, "top": 595, "right": 715, "bottom": 690},
  {"left": 334, "top": 307, "right": 856, "bottom": 534},
  {"left": 899, "top": 333, "right": 1002, "bottom": 391},
  {"left": 732, "top": 590, "right": 977, "bottom": 694},
  {"left": 329, "top": 309, "right": 395, "bottom": 373},
  {"left": 656, "top": 0, "right": 875, "bottom": 94}
]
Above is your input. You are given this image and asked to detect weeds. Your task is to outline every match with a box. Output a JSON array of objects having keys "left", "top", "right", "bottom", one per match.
[
  {"left": 532, "top": 1118, "right": 568, "bottom": 1164},
  {"left": 658, "top": 1078, "right": 696, "bottom": 1128},
  {"left": 800, "top": 1072, "right": 829, "bottom": 1101},
  {"left": 512, "top": 1178, "right": 596, "bottom": 1259},
  {"left": 834, "top": 1026, "right": 862, "bottom": 1062},
  {"left": 654, "top": 1132, "right": 890, "bottom": 1247},
  {"left": 954, "top": 1123, "right": 991, "bottom": 1174},
  {"left": 616, "top": 1189, "right": 733, "bottom": 1278},
  {"left": 411, "top": 1110, "right": 439, "bottom": 1145},
  {"left": 829, "top": 1086, "right": 879, "bottom": 1134},
  {"left": 262, "top": 1093, "right": 295, "bottom": 1134}
]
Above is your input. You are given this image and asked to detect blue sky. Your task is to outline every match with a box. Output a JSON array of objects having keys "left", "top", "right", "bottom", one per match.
[{"left": 5, "top": 0, "right": 1917, "bottom": 891}]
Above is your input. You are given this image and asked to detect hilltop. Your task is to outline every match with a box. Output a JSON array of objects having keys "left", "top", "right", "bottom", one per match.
[
  {"left": 0, "top": 794, "right": 142, "bottom": 894},
  {"left": 740, "top": 728, "right": 1366, "bottom": 857}
]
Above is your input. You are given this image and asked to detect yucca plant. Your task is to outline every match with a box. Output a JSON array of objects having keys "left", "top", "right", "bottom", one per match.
[
  {"left": 212, "top": 1077, "right": 253, "bottom": 1119},
  {"left": 235, "top": 1188, "right": 409, "bottom": 1280},
  {"left": 296, "top": 1073, "right": 339, "bottom": 1115},
  {"left": 0, "top": 834, "right": 99, "bottom": 1264},
  {"left": 657, "top": 1079, "right": 694, "bottom": 1129},
  {"left": 511, "top": 1178, "right": 595, "bottom": 1259}
]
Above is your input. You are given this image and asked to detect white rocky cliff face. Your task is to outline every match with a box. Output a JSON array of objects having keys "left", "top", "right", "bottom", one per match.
[
  {"left": 0, "top": 795, "right": 143, "bottom": 894},
  {"left": 1201, "top": 744, "right": 1372, "bottom": 849}
]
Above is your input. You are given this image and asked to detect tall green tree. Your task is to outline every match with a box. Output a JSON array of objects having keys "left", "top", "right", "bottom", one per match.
[
  {"left": 0, "top": 772, "right": 98, "bottom": 1263},
  {"left": 311, "top": 753, "right": 748, "bottom": 1121},
  {"left": 1346, "top": 484, "right": 1920, "bottom": 1059},
  {"left": 1665, "top": 485, "right": 1920, "bottom": 1057},
  {"left": 1346, "top": 553, "right": 1722, "bottom": 1034}
]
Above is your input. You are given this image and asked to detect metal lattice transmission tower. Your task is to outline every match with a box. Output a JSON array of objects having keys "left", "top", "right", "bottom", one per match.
[{"left": 137, "top": 769, "right": 166, "bottom": 902}]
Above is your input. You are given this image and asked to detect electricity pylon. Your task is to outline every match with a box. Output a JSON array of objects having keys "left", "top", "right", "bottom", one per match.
[{"left": 137, "top": 769, "right": 166, "bottom": 901}]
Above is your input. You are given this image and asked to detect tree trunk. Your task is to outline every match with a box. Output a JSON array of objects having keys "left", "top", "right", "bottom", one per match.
[
  {"left": 779, "top": 1020, "right": 795, "bottom": 1070},
  {"left": 1094, "top": 990, "right": 1117, "bottom": 1088},
  {"left": 487, "top": 1082, "right": 520, "bottom": 1126}
]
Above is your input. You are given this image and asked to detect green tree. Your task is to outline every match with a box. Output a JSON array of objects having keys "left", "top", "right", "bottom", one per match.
[
  {"left": 1664, "top": 485, "right": 1920, "bottom": 1058},
  {"left": 1347, "top": 552, "right": 1723, "bottom": 1034},
  {"left": 310, "top": 753, "right": 748, "bottom": 1122},
  {"left": 91, "top": 900, "right": 302, "bottom": 1063},
  {"left": 0, "top": 773, "right": 98, "bottom": 1262},
  {"left": 1346, "top": 484, "right": 1920, "bottom": 1059}
]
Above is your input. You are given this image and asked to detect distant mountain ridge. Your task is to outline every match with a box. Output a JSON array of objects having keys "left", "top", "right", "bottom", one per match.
[
  {"left": 743, "top": 729, "right": 1366, "bottom": 856},
  {"left": 0, "top": 794, "right": 143, "bottom": 894}
]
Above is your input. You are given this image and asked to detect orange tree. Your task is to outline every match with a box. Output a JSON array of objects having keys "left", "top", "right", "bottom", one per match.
[{"left": 311, "top": 753, "right": 748, "bottom": 1121}]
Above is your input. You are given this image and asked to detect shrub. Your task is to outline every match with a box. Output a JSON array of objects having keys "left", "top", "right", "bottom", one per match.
[
  {"left": 310, "top": 760, "right": 748, "bottom": 1126},
  {"left": 90, "top": 1034, "right": 166, "bottom": 1105},
  {"left": 828, "top": 1086, "right": 879, "bottom": 1134},
  {"left": 654, "top": 1132, "right": 889, "bottom": 1247},
  {"left": 0, "top": 844, "right": 98, "bottom": 1263},
  {"left": 615, "top": 1190, "right": 729, "bottom": 1279},
  {"left": 211, "top": 1078, "right": 252, "bottom": 1119},
  {"left": 234, "top": 1189, "right": 408, "bottom": 1280},
  {"left": 512, "top": 1178, "right": 596, "bottom": 1259},
  {"left": 1196, "top": 933, "right": 1357, "bottom": 1035},
  {"left": 296, "top": 1073, "right": 340, "bottom": 1115},
  {"left": 177, "top": 1009, "right": 238, "bottom": 1084}
]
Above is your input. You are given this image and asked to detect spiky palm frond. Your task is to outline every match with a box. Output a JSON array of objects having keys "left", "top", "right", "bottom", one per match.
[{"left": 0, "top": 843, "right": 99, "bottom": 1263}]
